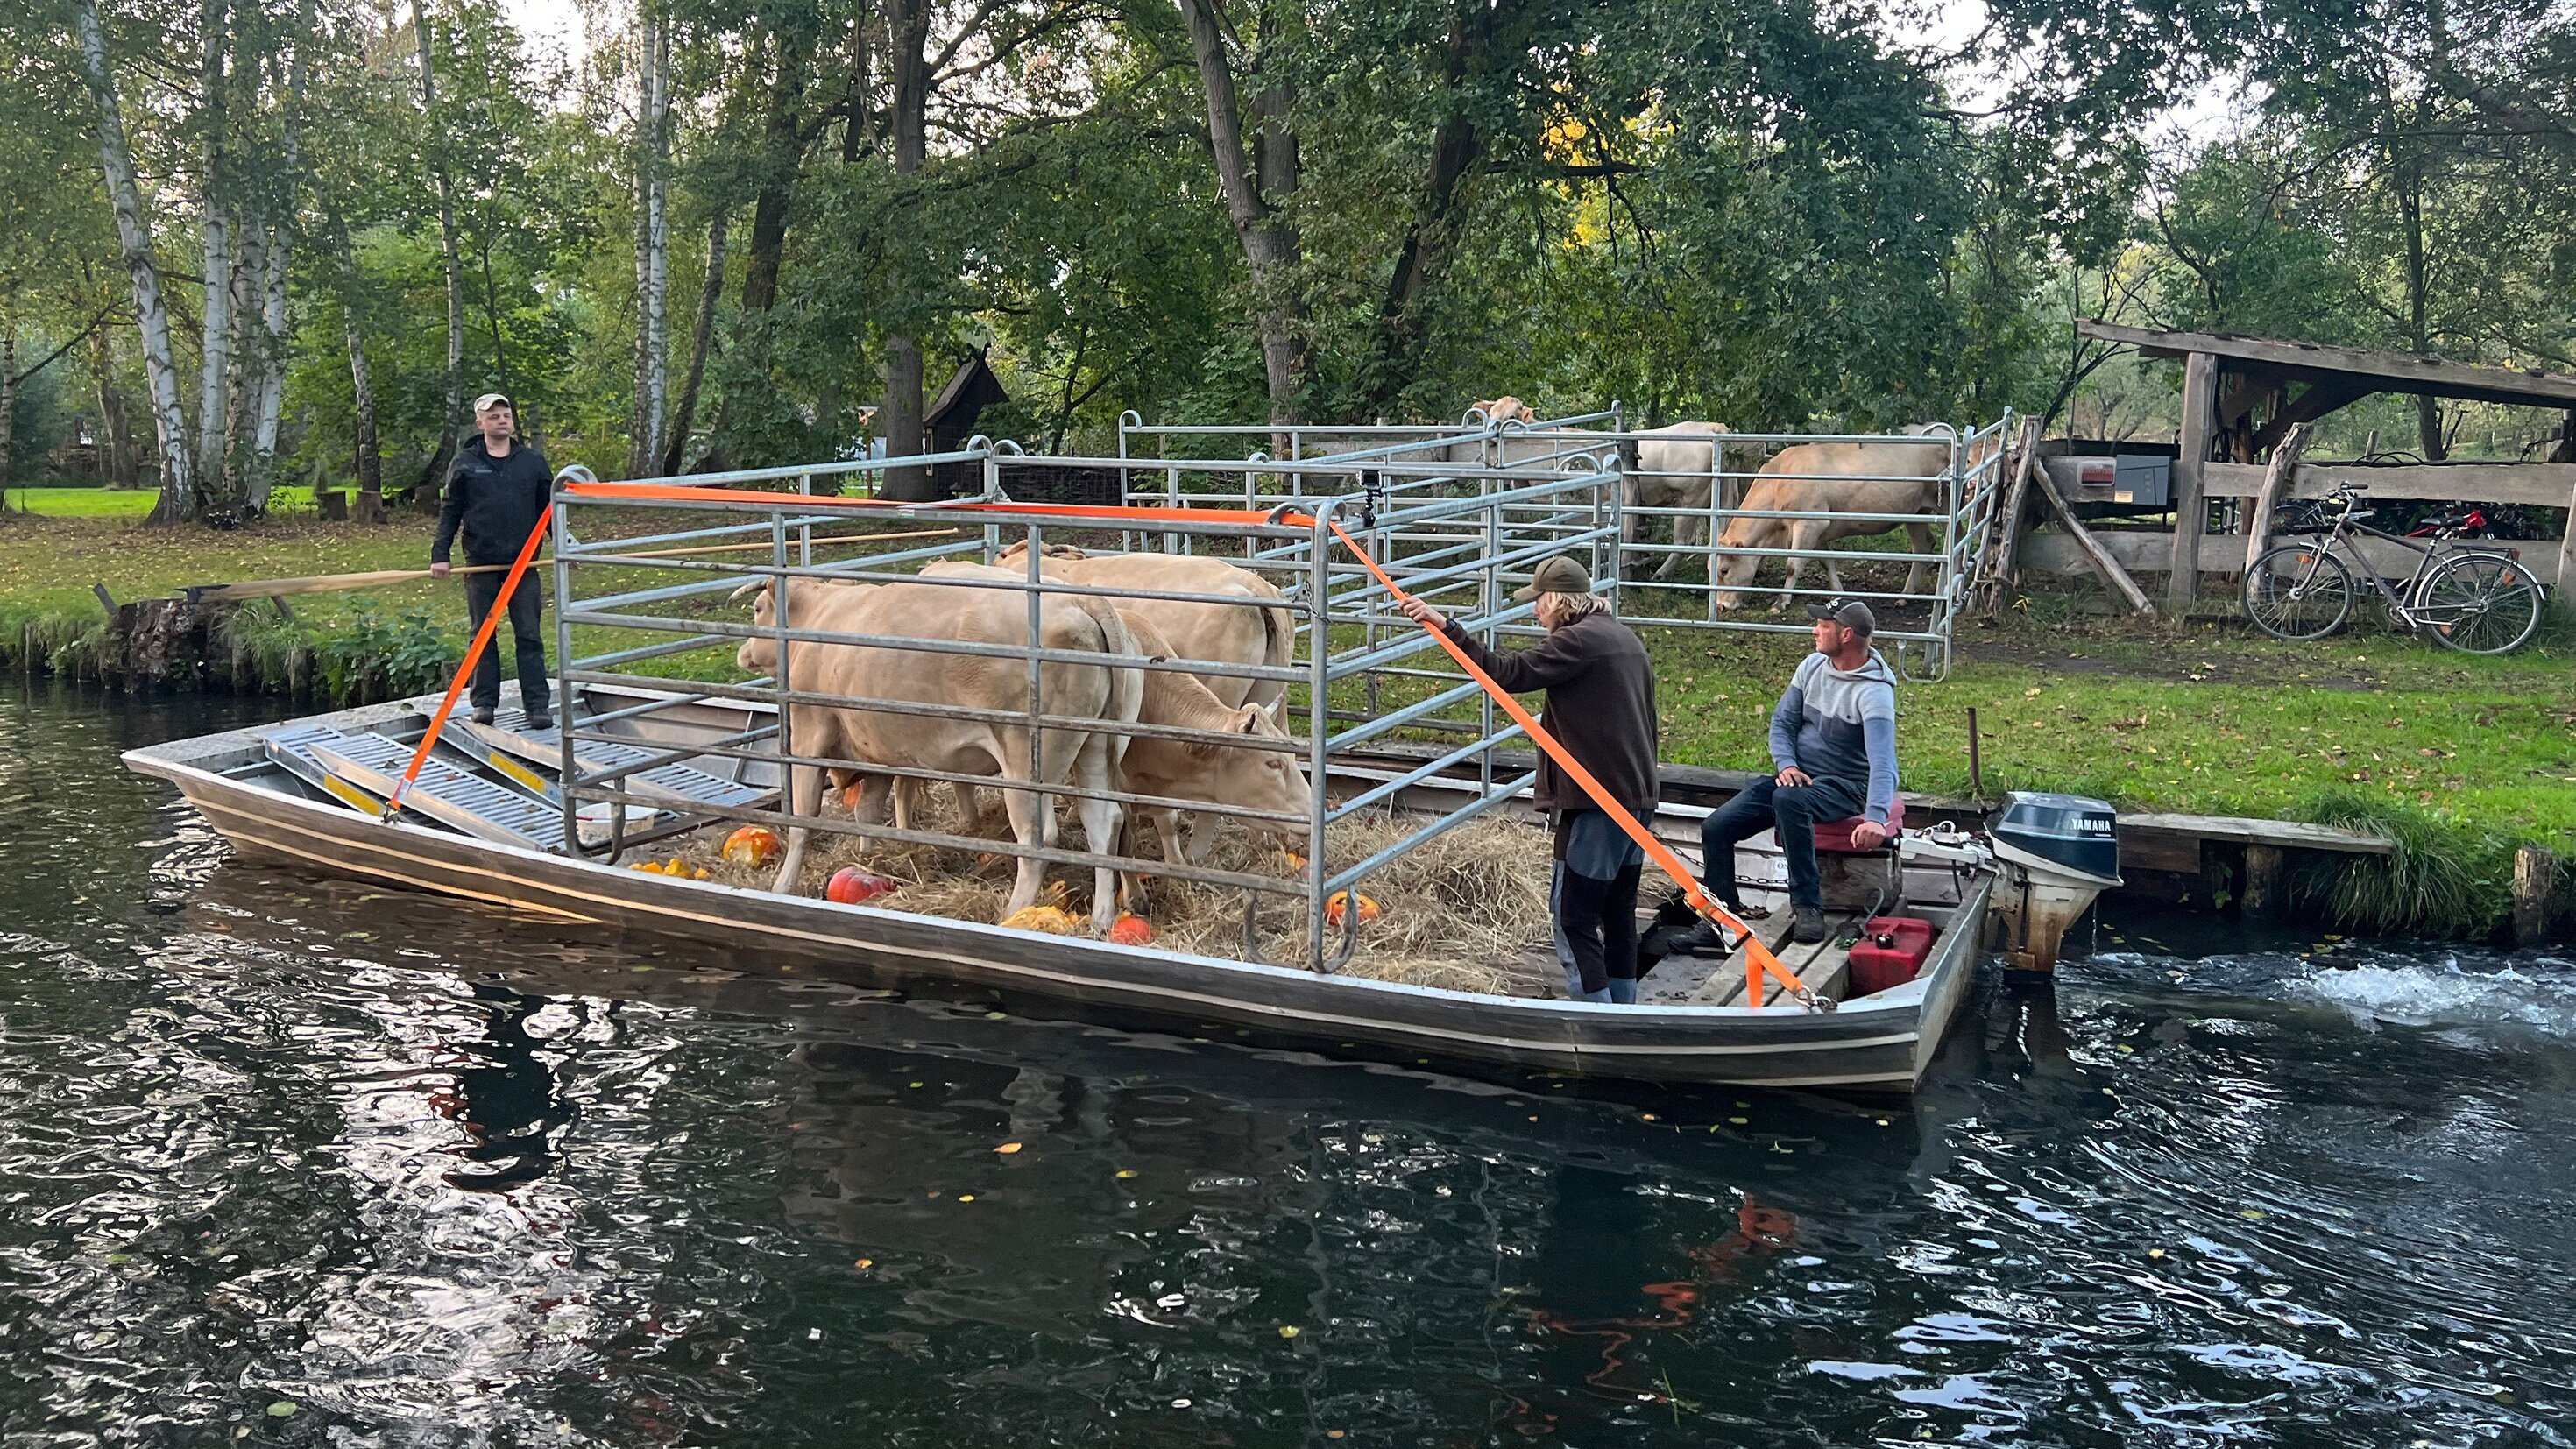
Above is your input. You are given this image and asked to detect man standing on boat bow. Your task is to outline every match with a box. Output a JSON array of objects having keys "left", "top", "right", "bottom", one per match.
[
  {"left": 429, "top": 393, "right": 555, "bottom": 731},
  {"left": 1692, "top": 597, "right": 1898, "bottom": 948},
  {"left": 1398, "top": 555, "right": 1660, "bottom": 1004}
]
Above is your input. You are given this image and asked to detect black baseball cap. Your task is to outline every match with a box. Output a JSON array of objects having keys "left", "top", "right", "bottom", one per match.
[{"left": 1805, "top": 597, "right": 1876, "bottom": 635}]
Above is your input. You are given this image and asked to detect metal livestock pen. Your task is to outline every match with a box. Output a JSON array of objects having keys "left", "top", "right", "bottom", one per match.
[
  {"left": 1118, "top": 407, "right": 2016, "bottom": 682},
  {"left": 545, "top": 431, "right": 1625, "bottom": 972}
]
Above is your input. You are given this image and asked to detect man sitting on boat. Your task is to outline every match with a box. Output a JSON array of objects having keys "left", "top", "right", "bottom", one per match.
[
  {"left": 1398, "top": 555, "right": 1660, "bottom": 1004},
  {"left": 1694, "top": 597, "right": 1898, "bottom": 946}
]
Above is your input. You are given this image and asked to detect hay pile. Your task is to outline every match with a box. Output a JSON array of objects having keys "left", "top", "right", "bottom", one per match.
[{"left": 650, "top": 790, "right": 1562, "bottom": 997}]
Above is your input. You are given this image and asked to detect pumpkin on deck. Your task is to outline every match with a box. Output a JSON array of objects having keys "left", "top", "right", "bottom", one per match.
[
  {"left": 826, "top": 866, "right": 895, "bottom": 905},
  {"left": 1000, "top": 903, "right": 1086, "bottom": 935},
  {"left": 1326, "top": 892, "right": 1381, "bottom": 928},
  {"left": 723, "top": 826, "right": 782, "bottom": 868}
]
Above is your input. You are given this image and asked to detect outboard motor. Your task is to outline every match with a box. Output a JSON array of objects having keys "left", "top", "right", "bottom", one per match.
[{"left": 1989, "top": 791, "right": 2120, "bottom": 972}]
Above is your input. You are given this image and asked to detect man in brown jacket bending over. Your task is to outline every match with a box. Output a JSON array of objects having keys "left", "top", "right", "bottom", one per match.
[{"left": 1399, "top": 555, "right": 1660, "bottom": 1003}]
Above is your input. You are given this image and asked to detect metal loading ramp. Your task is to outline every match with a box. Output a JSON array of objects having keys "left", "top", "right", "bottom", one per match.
[
  {"left": 459, "top": 707, "right": 773, "bottom": 812},
  {"left": 264, "top": 723, "right": 563, "bottom": 851}
]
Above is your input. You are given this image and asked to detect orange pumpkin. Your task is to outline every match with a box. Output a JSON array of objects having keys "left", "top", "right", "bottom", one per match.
[
  {"left": 1001, "top": 903, "right": 1085, "bottom": 935},
  {"left": 722, "top": 825, "right": 782, "bottom": 867},
  {"left": 1326, "top": 892, "right": 1381, "bottom": 928},
  {"left": 1105, "top": 914, "right": 1155, "bottom": 947},
  {"left": 826, "top": 866, "right": 895, "bottom": 905}
]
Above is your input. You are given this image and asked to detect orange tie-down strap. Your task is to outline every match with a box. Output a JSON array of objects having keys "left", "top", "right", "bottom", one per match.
[
  {"left": 561, "top": 481, "right": 1816, "bottom": 1007},
  {"left": 563, "top": 478, "right": 1285, "bottom": 528}
]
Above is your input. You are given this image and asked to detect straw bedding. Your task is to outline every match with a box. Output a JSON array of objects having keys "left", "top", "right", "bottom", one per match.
[{"left": 656, "top": 789, "right": 1565, "bottom": 997}]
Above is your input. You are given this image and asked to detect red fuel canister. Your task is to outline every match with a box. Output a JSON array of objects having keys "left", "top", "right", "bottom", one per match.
[{"left": 1846, "top": 916, "right": 1936, "bottom": 996}]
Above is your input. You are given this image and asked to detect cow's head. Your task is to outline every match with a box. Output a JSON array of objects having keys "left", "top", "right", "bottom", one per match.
[
  {"left": 1188, "top": 701, "right": 1310, "bottom": 841},
  {"left": 732, "top": 577, "right": 780, "bottom": 672},
  {"left": 1709, "top": 515, "right": 1770, "bottom": 610},
  {"left": 995, "top": 540, "right": 1088, "bottom": 564},
  {"left": 1471, "top": 396, "right": 1536, "bottom": 424}
]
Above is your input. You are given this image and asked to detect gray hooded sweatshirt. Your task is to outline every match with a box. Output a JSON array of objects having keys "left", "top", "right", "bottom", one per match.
[{"left": 1767, "top": 647, "right": 1899, "bottom": 823}]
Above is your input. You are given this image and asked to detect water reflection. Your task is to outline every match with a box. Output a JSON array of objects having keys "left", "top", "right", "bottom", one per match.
[{"left": 5, "top": 680, "right": 2576, "bottom": 1445}]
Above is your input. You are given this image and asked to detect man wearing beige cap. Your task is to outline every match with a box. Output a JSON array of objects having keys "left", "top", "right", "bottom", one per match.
[
  {"left": 1398, "top": 555, "right": 1659, "bottom": 1004},
  {"left": 430, "top": 393, "right": 555, "bottom": 729}
]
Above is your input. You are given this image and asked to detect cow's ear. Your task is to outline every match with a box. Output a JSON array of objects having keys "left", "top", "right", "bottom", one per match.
[{"left": 1234, "top": 705, "right": 1263, "bottom": 735}]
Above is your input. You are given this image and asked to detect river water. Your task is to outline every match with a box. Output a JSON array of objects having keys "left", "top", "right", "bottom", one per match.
[{"left": 3, "top": 684, "right": 2571, "bottom": 1447}]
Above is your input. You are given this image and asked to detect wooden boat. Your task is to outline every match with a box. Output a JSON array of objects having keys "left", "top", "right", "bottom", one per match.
[{"left": 123, "top": 683, "right": 1997, "bottom": 1092}]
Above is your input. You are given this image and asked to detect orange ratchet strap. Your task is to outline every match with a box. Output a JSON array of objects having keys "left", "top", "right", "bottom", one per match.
[{"left": 384, "top": 505, "right": 553, "bottom": 823}]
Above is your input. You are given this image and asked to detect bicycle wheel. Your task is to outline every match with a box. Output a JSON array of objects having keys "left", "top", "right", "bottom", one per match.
[
  {"left": 2244, "top": 544, "right": 2353, "bottom": 640},
  {"left": 2416, "top": 551, "right": 2544, "bottom": 654}
]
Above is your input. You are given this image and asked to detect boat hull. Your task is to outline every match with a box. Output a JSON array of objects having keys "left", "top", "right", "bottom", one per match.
[{"left": 125, "top": 729, "right": 1992, "bottom": 1092}]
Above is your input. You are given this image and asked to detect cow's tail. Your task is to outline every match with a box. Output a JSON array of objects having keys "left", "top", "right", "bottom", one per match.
[
  {"left": 1255, "top": 595, "right": 1294, "bottom": 709},
  {"left": 1071, "top": 595, "right": 1144, "bottom": 777}
]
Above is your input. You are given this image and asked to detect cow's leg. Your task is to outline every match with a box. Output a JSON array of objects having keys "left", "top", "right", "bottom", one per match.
[
  {"left": 1072, "top": 732, "right": 1126, "bottom": 930},
  {"left": 1900, "top": 521, "right": 1934, "bottom": 597},
  {"left": 850, "top": 774, "right": 894, "bottom": 827},
  {"left": 1771, "top": 532, "right": 1808, "bottom": 613},
  {"left": 1655, "top": 484, "right": 1706, "bottom": 580},
  {"left": 1179, "top": 810, "right": 1222, "bottom": 864},
  {"left": 994, "top": 776, "right": 1059, "bottom": 921},
  {"left": 769, "top": 714, "right": 830, "bottom": 894}
]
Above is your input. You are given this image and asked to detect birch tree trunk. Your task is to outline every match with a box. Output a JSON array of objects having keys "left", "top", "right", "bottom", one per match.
[
  {"left": 76, "top": 0, "right": 198, "bottom": 522},
  {"left": 195, "top": 0, "right": 235, "bottom": 498},
  {"left": 660, "top": 209, "right": 726, "bottom": 477},
  {"left": 249, "top": 2, "right": 309, "bottom": 516},
  {"left": 332, "top": 210, "right": 385, "bottom": 521},
  {"left": 627, "top": 2, "right": 670, "bottom": 477},
  {"left": 415, "top": 0, "right": 465, "bottom": 504},
  {"left": 1180, "top": 0, "right": 1303, "bottom": 428}
]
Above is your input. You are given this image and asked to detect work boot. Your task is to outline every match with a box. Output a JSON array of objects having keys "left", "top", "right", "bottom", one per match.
[
  {"left": 525, "top": 709, "right": 555, "bottom": 732},
  {"left": 1791, "top": 905, "right": 1831, "bottom": 944},
  {"left": 1679, "top": 918, "right": 1733, "bottom": 956},
  {"left": 470, "top": 706, "right": 496, "bottom": 726}
]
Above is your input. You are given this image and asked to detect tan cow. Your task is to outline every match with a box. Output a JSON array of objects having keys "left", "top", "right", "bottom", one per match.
[
  {"left": 1111, "top": 611, "right": 1310, "bottom": 866},
  {"left": 991, "top": 541, "right": 1292, "bottom": 709},
  {"left": 1470, "top": 396, "right": 1537, "bottom": 423},
  {"left": 1710, "top": 428, "right": 1980, "bottom": 611},
  {"left": 925, "top": 557, "right": 1311, "bottom": 864},
  {"left": 734, "top": 574, "right": 1144, "bottom": 929}
]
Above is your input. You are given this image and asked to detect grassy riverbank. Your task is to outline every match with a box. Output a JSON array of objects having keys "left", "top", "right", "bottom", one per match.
[{"left": 5, "top": 511, "right": 2570, "bottom": 936}]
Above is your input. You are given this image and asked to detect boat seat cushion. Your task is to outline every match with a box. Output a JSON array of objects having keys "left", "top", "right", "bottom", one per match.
[{"left": 1814, "top": 795, "right": 1904, "bottom": 852}]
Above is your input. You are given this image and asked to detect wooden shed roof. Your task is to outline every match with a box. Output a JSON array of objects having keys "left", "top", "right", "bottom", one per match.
[{"left": 2076, "top": 320, "right": 2576, "bottom": 411}]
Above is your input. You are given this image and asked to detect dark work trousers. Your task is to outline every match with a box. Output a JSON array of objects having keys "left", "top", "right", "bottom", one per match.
[
  {"left": 1697, "top": 774, "right": 1865, "bottom": 912},
  {"left": 463, "top": 569, "right": 551, "bottom": 717},
  {"left": 1552, "top": 861, "right": 1643, "bottom": 1000}
]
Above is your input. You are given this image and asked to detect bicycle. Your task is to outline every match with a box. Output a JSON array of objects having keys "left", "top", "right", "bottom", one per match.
[{"left": 2242, "top": 484, "right": 2548, "bottom": 654}]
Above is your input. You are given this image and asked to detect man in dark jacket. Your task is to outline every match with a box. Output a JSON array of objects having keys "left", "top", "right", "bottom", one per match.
[
  {"left": 1695, "top": 597, "right": 1899, "bottom": 945},
  {"left": 1398, "top": 555, "right": 1659, "bottom": 1003},
  {"left": 431, "top": 393, "right": 554, "bottom": 728}
]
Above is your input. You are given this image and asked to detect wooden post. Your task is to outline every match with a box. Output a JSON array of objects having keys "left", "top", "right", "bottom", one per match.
[
  {"left": 2030, "top": 442, "right": 2157, "bottom": 617},
  {"left": 2243, "top": 420, "right": 2312, "bottom": 571},
  {"left": 2241, "top": 844, "right": 2282, "bottom": 918},
  {"left": 2513, "top": 845, "right": 2555, "bottom": 946},
  {"left": 2168, "top": 350, "right": 2219, "bottom": 613},
  {"left": 1978, "top": 418, "right": 2043, "bottom": 616}
]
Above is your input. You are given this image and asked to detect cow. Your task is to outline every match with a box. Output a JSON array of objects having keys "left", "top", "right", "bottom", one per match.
[
  {"left": 1710, "top": 428, "right": 1980, "bottom": 611},
  {"left": 1618, "top": 421, "right": 1732, "bottom": 578},
  {"left": 1470, "top": 396, "right": 1537, "bottom": 423},
  {"left": 733, "top": 573, "right": 1144, "bottom": 929},
  {"left": 926, "top": 556, "right": 1311, "bottom": 865},
  {"left": 990, "top": 541, "right": 1292, "bottom": 710},
  {"left": 1110, "top": 611, "right": 1310, "bottom": 866}
]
